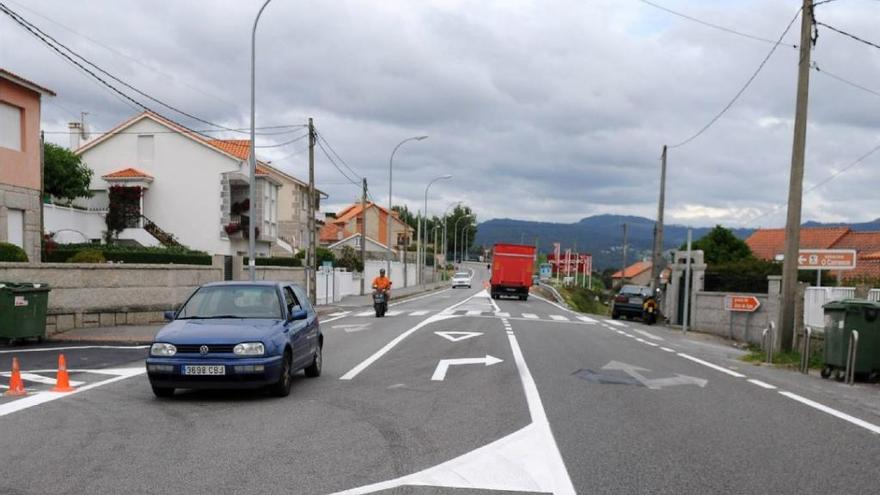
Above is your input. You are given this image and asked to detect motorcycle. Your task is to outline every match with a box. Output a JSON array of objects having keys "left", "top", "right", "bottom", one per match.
[
  {"left": 373, "top": 290, "right": 388, "bottom": 317},
  {"left": 642, "top": 297, "right": 658, "bottom": 325}
]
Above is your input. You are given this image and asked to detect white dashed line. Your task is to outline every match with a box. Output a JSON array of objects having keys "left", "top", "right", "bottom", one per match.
[
  {"left": 465, "top": 310, "right": 483, "bottom": 316},
  {"left": 604, "top": 320, "right": 626, "bottom": 327},
  {"left": 385, "top": 310, "right": 404, "bottom": 316},
  {"left": 576, "top": 316, "right": 598, "bottom": 324},
  {"left": 632, "top": 329, "right": 663, "bottom": 341},
  {"left": 549, "top": 315, "right": 569, "bottom": 321},
  {"left": 779, "top": 391, "right": 880, "bottom": 435},
  {"left": 355, "top": 311, "right": 374, "bottom": 317},
  {"left": 616, "top": 330, "right": 626, "bottom": 335},
  {"left": 643, "top": 342, "right": 659, "bottom": 347},
  {"left": 494, "top": 312, "right": 511, "bottom": 318},
  {"left": 677, "top": 353, "right": 746, "bottom": 378},
  {"left": 522, "top": 313, "right": 539, "bottom": 319},
  {"left": 635, "top": 337, "right": 647, "bottom": 343},
  {"left": 660, "top": 347, "right": 676, "bottom": 353},
  {"left": 409, "top": 310, "right": 430, "bottom": 316},
  {"left": 747, "top": 379, "right": 777, "bottom": 390}
]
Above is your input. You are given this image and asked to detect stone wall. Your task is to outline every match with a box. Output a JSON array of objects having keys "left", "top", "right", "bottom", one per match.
[
  {"left": 0, "top": 183, "right": 41, "bottom": 262},
  {"left": 691, "top": 276, "right": 783, "bottom": 345}
]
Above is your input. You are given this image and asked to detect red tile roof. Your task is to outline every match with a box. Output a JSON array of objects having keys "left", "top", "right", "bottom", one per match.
[
  {"left": 745, "top": 227, "right": 851, "bottom": 260},
  {"left": 831, "top": 231, "right": 880, "bottom": 253},
  {"left": 101, "top": 167, "right": 153, "bottom": 179},
  {"left": 319, "top": 222, "right": 349, "bottom": 244},
  {"left": 612, "top": 260, "right": 653, "bottom": 279},
  {"left": 209, "top": 139, "right": 251, "bottom": 160}
]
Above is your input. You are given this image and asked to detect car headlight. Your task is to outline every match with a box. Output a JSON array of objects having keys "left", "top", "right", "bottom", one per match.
[
  {"left": 150, "top": 343, "right": 177, "bottom": 357},
  {"left": 234, "top": 342, "right": 265, "bottom": 356}
]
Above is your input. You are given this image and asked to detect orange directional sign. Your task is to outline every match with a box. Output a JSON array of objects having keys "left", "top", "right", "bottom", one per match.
[
  {"left": 797, "top": 249, "right": 857, "bottom": 270},
  {"left": 725, "top": 295, "right": 761, "bottom": 313}
]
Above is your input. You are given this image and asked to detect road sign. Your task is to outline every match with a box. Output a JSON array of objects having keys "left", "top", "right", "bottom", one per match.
[
  {"left": 796, "top": 249, "right": 857, "bottom": 270},
  {"left": 724, "top": 295, "right": 761, "bottom": 312}
]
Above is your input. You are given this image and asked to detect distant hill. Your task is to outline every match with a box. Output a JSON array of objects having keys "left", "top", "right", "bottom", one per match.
[
  {"left": 474, "top": 215, "right": 753, "bottom": 271},
  {"left": 802, "top": 218, "right": 880, "bottom": 231}
]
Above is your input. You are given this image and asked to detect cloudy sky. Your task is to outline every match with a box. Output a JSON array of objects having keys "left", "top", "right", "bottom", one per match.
[{"left": 2, "top": 0, "right": 879, "bottom": 228}]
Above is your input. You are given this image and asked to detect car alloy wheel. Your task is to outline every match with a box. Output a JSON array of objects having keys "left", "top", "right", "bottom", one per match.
[
  {"left": 305, "top": 344, "right": 322, "bottom": 378},
  {"left": 273, "top": 350, "right": 292, "bottom": 397}
]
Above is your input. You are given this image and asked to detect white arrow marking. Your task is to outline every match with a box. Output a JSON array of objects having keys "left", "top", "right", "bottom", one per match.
[
  {"left": 434, "top": 331, "right": 483, "bottom": 343},
  {"left": 602, "top": 361, "right": 707, "bottom": 390},
  {"left": 431, "top": 355, "right": 503, "bottom": 381},
  {"left": 332, "top": 323, "right": 371, "bottom": 333}
]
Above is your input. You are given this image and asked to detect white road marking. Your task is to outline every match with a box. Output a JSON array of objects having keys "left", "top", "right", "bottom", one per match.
[
  {"left": 643, "top": 342, "right": 659, "bottom": 347},
  {"left": 409, "top": 310, "right": 430, "bottom": 316},
  {"left": 635, "top": 338, "right": 647, "bottom": 343},
  {"left": 0, "top": 345, "right": 148, "bottom": 354},
  {"left": 549, "top": 315, "right": 569, "bottom": 321},
  {"left": 354, "top": 311, "right": 374, "bottom": 317},
  {"left": 465, "top": 310, "right": 483, "bottom": 316},
  {"left": 576, "top": 316, "right": 598, "bottom": 324},
  {"left": 747, "top": 379, "right": 777, "bottom": 390},
  {"left": 0, "top": 368, "right": 145, "bottom": 417},
  {"left": 340, "top": 293, "right": 481, "bottom": 380},
  {"left": 321, "top": 314, "right": 351, "bottom": 324},
  {"left": 431, "top": 355, "right": 503, "bottom": 381},
  {"left": 332, "top": 323, "right": 371, "bottom": 333},
  {"left": 522, "top": 313, "right": 539, "bottom": 319},
  {"left": 385, "top": 310, "right": 403, "bottom": 316},
  {"left": 388, "top": 288, "right": 453, "bottom": 307},
  {"left": 616, "top": 330, "right": 627, "bottom": 335},
  {"left": 604, "top": 320, "right": 626, "bottom": 327},
  {"left": 434, "top": 331, "right": 483, "bottom": 343},
  {"left": 602, "top": 361, "right": 707, "bottom": 390},
  {"left": 0, "top": 372, "right": 85, "bottom": 387},
  {"left": 660, "top": 347, "right": 676, "bottom": 353},
  {"left": 529, "top": 293, "right": 577, "bottom": 315},
  {"left": 779, "top": 391, "right": 880, "bottom": 435},
  {"left": 494, "top": 312, "right": 511, "bottom": 318},
  {"left": 632, "top": 329, "right": 663, "bottom": 341},
  {"left": 677, "top": 353, "right": 746, "bottom": 378},
  {"left": 328, "top": 311, "right": 351, "bottom": 317}
]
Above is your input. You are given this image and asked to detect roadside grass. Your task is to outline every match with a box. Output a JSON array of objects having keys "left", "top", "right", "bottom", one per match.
[
  {"left": 740, "top": 343, "right": 823, "bottom": 369},
  {"left": 557, "top": 285, "right": 611, "bottom": 317}
]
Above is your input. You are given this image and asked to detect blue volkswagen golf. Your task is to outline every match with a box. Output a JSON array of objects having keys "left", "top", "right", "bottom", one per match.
[{"left": 146, "top": 281, "right": 322, "bottom": 398}]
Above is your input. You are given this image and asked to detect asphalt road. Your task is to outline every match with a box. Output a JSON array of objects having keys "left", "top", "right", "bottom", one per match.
[{"left": 0, "top": 262, "right": 878, "bottom": 494}]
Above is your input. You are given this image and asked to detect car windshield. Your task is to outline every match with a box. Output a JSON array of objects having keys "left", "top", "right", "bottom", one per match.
[{"left": 177, "top": 285, "right": 282, "bottom": 319}]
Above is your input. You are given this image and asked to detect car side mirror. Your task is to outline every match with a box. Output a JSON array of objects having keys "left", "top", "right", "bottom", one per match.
[
  {"left": 164, "top": 311, "right": 176, "bottom": 321},
  {"left": 289, "top": 309, "right": 308, "bottom": 321}
]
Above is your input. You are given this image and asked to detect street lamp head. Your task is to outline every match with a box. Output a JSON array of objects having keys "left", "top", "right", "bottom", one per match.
[
  {"left": 440, "top": 174, "right": 453, "bottom": 180},
  {"left": 415, "top": 135, "right": 429, "bottom": 141}
]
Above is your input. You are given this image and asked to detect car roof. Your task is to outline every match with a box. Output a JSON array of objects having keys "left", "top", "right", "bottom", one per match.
[{"left": 201, "top": 281, "right": 285, "bottom": 288}]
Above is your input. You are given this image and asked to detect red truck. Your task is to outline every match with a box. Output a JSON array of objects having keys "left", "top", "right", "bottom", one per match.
[{"left": 490, "top": 243, "right": 537, "bottom": 300}]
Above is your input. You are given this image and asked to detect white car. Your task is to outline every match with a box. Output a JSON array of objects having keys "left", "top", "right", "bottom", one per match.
[{"left": 451, "top": 272, "right": 472, "bottom": 289}]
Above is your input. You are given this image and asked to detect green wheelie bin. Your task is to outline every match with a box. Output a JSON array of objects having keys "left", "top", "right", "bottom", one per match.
[
  {"left": 0, "top": 282, "right": 51, "bottom": 344},
  {"left": 821, "top": 299, "right": 880, "bottom": 382}
]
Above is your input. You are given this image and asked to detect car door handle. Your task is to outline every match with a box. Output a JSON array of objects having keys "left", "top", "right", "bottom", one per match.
[{"left": 283, "top": 326, "right": 290, "bottom": 333}]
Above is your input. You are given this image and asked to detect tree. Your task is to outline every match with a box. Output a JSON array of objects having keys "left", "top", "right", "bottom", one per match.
[
  {"left": 683, "top": 225, "right": 753, "bottom": 265},
  {"left": 44, "top": 142, "right": 93, "bottom": 202},
  {"left": 335, "top": 245, "right": 363, "bottom": 272},
  {"left": 444, "top": 205, "right": 477, "bottom": 257}
]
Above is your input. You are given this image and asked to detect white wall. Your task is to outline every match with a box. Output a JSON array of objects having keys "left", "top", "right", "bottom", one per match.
[
  {"left": 804, "top": 287, "right": 856, "bottom": 329},
  {"left": 78, "top": 116, "right": 242, "bottom": 255},
  {"left": 44, "top": 204, "right": 105, "bottom": 243},
  {"left": 364, "top": 260, "right": 417, "bottom": 290},
  {"left": 315, "top": 269, "right": 355, "bottom": 305}
]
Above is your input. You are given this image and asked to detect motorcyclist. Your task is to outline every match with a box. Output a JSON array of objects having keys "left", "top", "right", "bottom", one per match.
[{"left": 372, "top": 268, "right": 392, "bottom": 300}]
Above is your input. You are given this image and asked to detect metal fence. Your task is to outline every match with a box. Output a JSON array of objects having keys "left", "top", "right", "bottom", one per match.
[
  {"left": 869, "top": 289, "right": 880, "bottom": 302},
  {"left": 803, "top": 287, "right": 856, "bottom": 329}
]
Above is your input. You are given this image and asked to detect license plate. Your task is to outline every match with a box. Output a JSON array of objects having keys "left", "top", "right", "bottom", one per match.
[
  {"left": 183, "top": 365, "right": 226, "bottom": 376},
  {"left": 629, "top": 297, "right": 641, "bottom": 304}
]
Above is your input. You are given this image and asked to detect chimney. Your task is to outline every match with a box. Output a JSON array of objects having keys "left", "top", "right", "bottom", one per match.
[{"left": 68, "top": 122, "right": 82, "bottom": 150}]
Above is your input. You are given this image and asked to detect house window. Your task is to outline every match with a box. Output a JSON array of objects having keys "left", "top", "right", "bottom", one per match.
[
  {"left": 301, "top": 188, "right": 308, "bottom": 211},
  {"left": 137, "top": 135, "right": 154, "bottom": 168},
  {"left": 5, "top": 209, "right": 24, "bottom": 248},
  {"left": 0, "top": 102, "right": 22, "bottom": 151},
  {"left": 355, "top": 235, "right": 361, "bottom": 248},
  {"left": 263, "top": 183, "right": 278, "bottom": 238}
]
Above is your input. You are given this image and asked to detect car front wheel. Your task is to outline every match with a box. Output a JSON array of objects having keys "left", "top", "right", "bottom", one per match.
[
  {"left": 271, "top": 350, "right": 293, "bottom": 397},
  {"left": 305, "top": 344, "right": 322, "bottom": 378}
]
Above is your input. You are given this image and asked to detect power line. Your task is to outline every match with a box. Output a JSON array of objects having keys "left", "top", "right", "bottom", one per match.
[
  {"left": 816, "top": 21, "right": 880, "bottom": 51},
  {"left": 812, "top": 61, "right": 880, "bottom": 99},
  {"left": 668, "top": 7, "right": 803, "bottom": 149},
  {"left": 0, "top": 2, "right": 250, "bottom": 135},
  {"left": 254, "top": 131, "right": 310, "bottom": 149},
  {"left": 315, "top": 138, "right": 361, "bottom": 188},
  {"left": 315, "top": 131, "right": 363, "bottom": 181},
  {"left": 42, "top": 124, "right": 308, "bottom": 136},
  {"left": 635, "top": 0, "right": 799, "bottom": 48}
]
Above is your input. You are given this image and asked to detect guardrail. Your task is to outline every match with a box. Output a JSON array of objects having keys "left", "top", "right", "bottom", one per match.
[
  {"left": 845, "top": 330, "right": 859, "bottom": 385},
  {"left": 538, "top": 282, "right": 568, "bottom": 308},
  {"left": 800, "top": 326, "right": 813, "bottom": 374},
  {"left": 761, "top": 321, "right": 775, "bottom": 364}
]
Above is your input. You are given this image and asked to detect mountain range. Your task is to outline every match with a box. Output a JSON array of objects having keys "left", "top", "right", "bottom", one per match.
[{"left": 474, "top": 214, "right": 880, "bottom": 271}]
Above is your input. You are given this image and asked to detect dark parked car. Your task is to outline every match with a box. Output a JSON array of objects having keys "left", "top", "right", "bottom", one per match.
[
  {"left": 612, "top": 285, "right": 653, "bottom": 320},
  {"left": 146, "top": 281, "right": 322, "bottom": 398}
]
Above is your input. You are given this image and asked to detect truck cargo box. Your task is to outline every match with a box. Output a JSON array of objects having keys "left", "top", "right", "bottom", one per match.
[{"left": 490, "top": 243, "right": 536, "bottom": 300}]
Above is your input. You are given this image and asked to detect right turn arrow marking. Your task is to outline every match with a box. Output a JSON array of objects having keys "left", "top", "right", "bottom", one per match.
[{"left": 431, "top": 355, "right": 503, "bottom": 381}]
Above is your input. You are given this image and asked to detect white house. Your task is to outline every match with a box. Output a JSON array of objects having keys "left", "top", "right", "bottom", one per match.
[{"left": 66, "top": 111, "right": 286, "bottom": 256}]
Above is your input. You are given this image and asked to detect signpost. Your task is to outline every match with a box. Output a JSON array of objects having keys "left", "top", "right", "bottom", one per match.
[
  {"left": 796, "top": 249, "right": 856, "bottom": 287},
  {"left": 724, "top": 295, "right": 761, "bottom": 313}
]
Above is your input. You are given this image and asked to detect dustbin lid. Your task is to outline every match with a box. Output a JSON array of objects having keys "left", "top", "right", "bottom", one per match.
[
  {"left": 823, "top": 299, "right": 880, "bottom": 310},
  {"left": 0, "top": 282, "right": 49, "bottom": 289}
]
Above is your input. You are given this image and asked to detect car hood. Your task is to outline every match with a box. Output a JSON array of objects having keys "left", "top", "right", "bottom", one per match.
[{"left": 154, "top": 319, "right": 284, "bottom": 344}]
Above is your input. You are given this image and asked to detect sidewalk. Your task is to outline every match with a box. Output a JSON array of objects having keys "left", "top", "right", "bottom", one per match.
[{"left": 47, "top": 281, "right": 450, "bottom": 345}]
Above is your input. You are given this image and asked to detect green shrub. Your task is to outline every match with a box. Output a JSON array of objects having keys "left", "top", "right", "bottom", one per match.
[
  {"left": 67, "top": 249, "right": 106, "bottom": 263},
  {"left": 43, "top": 243, "right": 211, "bottom": 265},
  {"left": 0, "top": 243, "right": 28, "bottom": 262}
]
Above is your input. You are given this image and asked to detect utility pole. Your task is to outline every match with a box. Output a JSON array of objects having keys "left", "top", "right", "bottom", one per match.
[
  {"left": 416, "top": 209, "right": 421, "bottom": 286},
  {"left": 651, "top": 145, "right": 667, "bottom": 292},
  {"left": 307, "top": 117, "right": 317, "bottom": 305},
  {"left": 683, "top": 228, "right": 693, "bottom": 334},
  {"left": 359, "top": 177, "right": 367, "bottom": 296},
  {"left": 621, "top": 223, "right": 628, "bottom": 286},
  {"left": 779, "top": 0, "right": 814, "bottom": 351}
]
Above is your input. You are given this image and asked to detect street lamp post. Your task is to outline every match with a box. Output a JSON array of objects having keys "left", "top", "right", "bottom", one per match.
[
  {"left": 247, "top": 0, "right": 273, "bottom": 281},
  {"left": 421, "top": 175, "right": 452, "bottom": 286},
  {"left": 387, "top": 136, "right": 428, "bottom": 279},
  {"left": 452, "top": 214, "right": 472, "bottom": 265}
]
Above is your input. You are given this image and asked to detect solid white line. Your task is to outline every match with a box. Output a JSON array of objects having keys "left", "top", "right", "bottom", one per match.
[
  {"left": 677, "top": 353, "right": 746, "bottom": 378},
  {"left": 660, "top": 347, "right": 676, "bottom": 353},
  {"left": 0, "top": 345, "right": 148, "bottom": 354},
  {"left": 322, "top": 314, "right": 352, "bottom": 323},
  {"left": 603, "top": 320, "right": 626, "bottom": 327},
  {"left": 779, "top": 391, "right": 880, "bottom": 435},
  {"left": 549, "top": 315, "right": 569, "bottom": 321},
  {"left": 529, "top": 293, "right": 577, "bottom": 315},
  {"left": 522, "top": 313, "right": 539, "bottom": 319},
  {"left": 0, "top": 372, "right": 85, "bottom": 387},
  {"left": 388, "top": 288, "right": 453, "bottom": 307},
  {"left": 340, "top": 293, "right": 479, "bottom": 381},
  {"left": 409, "top": 310, "right": 430, "bottom": 316},
  {"left": 632, "top": 328, "right": 663, "bottom": 341},
  {"left": 747, "top": 379, "right": 777, "bottom": 390},
  {"left": 0, "top": 368, "right": 145, "bottom": 417}
]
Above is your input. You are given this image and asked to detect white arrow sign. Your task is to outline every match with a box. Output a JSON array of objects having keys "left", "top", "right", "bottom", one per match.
[
  {"left": 332, "top": 323, "right": 371, "bottom": 333},
  {"left": 602, "top": 361, "right": 707, "bottom": 390},
  {"left": 434, "top": 331, "right": 483, "bottom": 342},
  {"left": 431, "top": 355, "right": 503, "bottom": 381}
]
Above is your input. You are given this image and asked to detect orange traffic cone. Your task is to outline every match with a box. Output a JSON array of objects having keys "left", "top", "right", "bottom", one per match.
[
  {"left": 5, "top": 357, "right": 27, "bottom": 396},
  {"left": 50, "top": 354, "right": 75, "bottom": 393}
]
